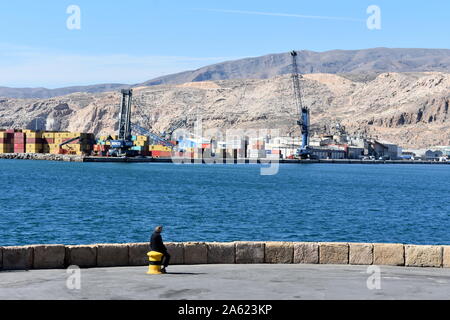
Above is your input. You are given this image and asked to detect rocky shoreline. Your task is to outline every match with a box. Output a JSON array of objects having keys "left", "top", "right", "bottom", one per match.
[{"left": 0, "top": 153, "right": 84, "bottom": 162}]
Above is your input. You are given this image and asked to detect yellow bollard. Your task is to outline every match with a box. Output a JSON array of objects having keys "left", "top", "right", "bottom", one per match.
[{"left": 147, "top": 251, "right": 164, "bottom": 275}]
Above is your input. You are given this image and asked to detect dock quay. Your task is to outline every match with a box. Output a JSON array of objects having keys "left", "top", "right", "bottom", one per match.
[
  {"left": 1, "top": 241, "right": 450, "bottom": 300},
  {"left": 1, "top": 153, "right": 449, "bottom": 165},
  {"left": 1, "top": 264, "right": 449, "bottom": 300}
]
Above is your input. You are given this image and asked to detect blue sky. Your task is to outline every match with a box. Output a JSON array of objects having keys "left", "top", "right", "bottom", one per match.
[{"left": 0, "top": 0, "right": 449, "bottom": 88}]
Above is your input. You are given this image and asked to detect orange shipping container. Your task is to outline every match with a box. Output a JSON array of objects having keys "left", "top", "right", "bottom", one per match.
[{"left": 151, "top": 150, "right": 172, "bottom": 158}]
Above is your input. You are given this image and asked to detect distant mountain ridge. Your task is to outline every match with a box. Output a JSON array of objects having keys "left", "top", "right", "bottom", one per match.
[
  {"left": 1, "top": 48, "right": 450, "bottom": 99},
  {"left": 141, "top": 48, "right": 450, "bottom": 86},
  {"left": 0, "top": 83, "right": 130, "bottom": 99}
]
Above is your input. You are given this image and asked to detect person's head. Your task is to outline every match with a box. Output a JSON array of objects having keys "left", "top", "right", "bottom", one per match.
[{"left": 154, "top": 225, "right": 163, "bottom": 233}]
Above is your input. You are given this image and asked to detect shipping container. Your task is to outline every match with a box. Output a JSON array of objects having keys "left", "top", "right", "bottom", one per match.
[
  {"left": 0, "top": 144, "right": 13, "bottom": 153},
  {"left": 249, "top": 150, "right": 266, "bottom": 158},
  {"left": 131, "top": 146, "right": 146, "bottom": 151},
  {"left": 149, "top": 145, "right": 171, "bottom": 152},
  {"left": 26, "top": 138, "right": 43, "bottom": 144},
  {"left": 150, "top": 150, "right": 172, "bottom": 158},
  {"left": 42, "top": 132, "right": 55, "bottom": 139},
  {"left": 54, "top": 132, "right": 70, "bottom": 139},
  {"left": 137, "top": 135, "right": 148, "bottom": 142},
  {"left": 134, "top": 140, "right": 148, "bottom": 147},
  {"left": 14, "top": 143, "right": 25, "bottom": 152},
  {"left": 26, "top": 132, "right": 42, "bottom": 139},
  {"left": 43, "top": 138, "right": 55, "bottom": 144},
  {"left": 93, "top": 144, "right": 110, "bottom": 152},
  {"left": 13, "top": 139, "right": 25, "bottom": 145},
  {"left": 26, "top": 144, "right": 43, "bottom": 153}
]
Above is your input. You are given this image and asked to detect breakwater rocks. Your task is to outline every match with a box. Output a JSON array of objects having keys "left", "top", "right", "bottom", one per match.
[
  {"left": 1, "top": 242, "right": 449, "bottom": 271},
  {"left": 0, "top": 153, "right": 83, "bottom": 162},
  {"left": 1, "top": 153, "right": 449, "bottom": 164}
]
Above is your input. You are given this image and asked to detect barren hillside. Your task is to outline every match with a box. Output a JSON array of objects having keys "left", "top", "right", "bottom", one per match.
[
  {"left": 0, "top": 72, "right": 449, "bottom": 149},
  {"left": 1, "top": 48, "right": 450, "bottom": 99}
]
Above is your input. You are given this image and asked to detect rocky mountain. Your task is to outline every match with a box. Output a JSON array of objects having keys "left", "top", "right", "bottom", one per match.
[
  {"left": 141, "top": 48, "right": 450, "bottom": 86},
  {"left": 0, "top": 83, "right": 130, "bottom": 99},
  {"left": 0, "top": 72, "right": 449, "bottom": 149},
  {"left": 1, "top": 48, "right": 450, "bottom": 99}
]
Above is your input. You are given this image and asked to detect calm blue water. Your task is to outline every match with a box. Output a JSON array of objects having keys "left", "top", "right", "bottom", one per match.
[{"left": 0, "top": 160, "right": 449, "bottom": 246}]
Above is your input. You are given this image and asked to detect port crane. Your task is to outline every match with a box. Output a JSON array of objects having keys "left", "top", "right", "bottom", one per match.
[
  {"left": 107, "top": 89, "right": 177, "bottom": 157},
  {"left": 107, "top": 89, "right": 136, "bottom": 157},
  {"left": 290, "top": 50, "right": 312, "bottom": 159}
]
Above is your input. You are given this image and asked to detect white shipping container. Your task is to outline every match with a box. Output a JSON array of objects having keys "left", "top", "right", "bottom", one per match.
[{"left": 249, "top": 150, "right": 266, "bottom": 158}]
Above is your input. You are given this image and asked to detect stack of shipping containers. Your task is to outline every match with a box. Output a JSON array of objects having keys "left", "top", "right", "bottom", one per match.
[
  {"left": 264, "top": 141, "right": 282, "bottom": 159},
  {"left": 93, "top": 135, "right": 117, "bottom": 156},
  {"left": 24, "top": 130, "right": 43, "bottom": 153},
  {"left": 42, "top": 132, "right": 58, "bottom": 154},
  {"left": 149, "top": 144, "right": 172, "bottom": 158},
  {"left": 0, "top": 129, "right": 95, "bottom": 155},
  {"left": 1, "top": 129, "right": 181, "bottom": 158},
  {"left": 55, "top": 132, "right": 94, "bottom": 155},
  {"left": 132, "top": 135, "right": 150, "bottom": 156},
  {"left": 248, "top": 138, "right": 266, "bottom": 159},
  {"left": 93, "top": 135, "right": 174, "bottom": 157},
  {"left": 0, "top": 130, "right": 14, "bottom": 153},
  {"left": 13, "top": 130, "right": 25, "bottom": 153}
]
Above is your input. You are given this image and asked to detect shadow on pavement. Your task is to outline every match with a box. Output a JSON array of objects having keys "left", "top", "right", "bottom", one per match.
[{"left": 165, "top": 272, "right": 206, "bottom": 275}]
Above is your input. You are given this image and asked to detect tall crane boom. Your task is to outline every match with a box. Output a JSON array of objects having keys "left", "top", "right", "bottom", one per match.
[
  {"left": 290, "top": 51, "right": 305, "bottom": 114},
  {"left": 131, "top": 123, "right": 176, "bottom": 147},
  {"left": 118, "top": 89, "right": 133, "bottom": 141},
  {"left": 108, "top": 89, "right": 135, "bottom": 157},
  {"left": 290, "top": 50, "right": 311, "bottom": 158}
]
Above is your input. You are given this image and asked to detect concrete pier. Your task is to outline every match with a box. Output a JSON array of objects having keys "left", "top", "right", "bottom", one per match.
[
  {"left": 1, "top": 242, "right": 449, "bottom": 300},
  {"left": 1, "top": 264, "right": 450, "bottom": 300}
]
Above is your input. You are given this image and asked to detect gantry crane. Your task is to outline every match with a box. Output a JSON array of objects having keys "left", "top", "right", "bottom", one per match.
[
  {"left": 107, "top": 89, "right": 177, "bottom": 157},
  {"left": 108, "top": 89, "right": 136, "bottom": 157},
  {"left": 290, "top": 50, "right": 312, "bottom": 159}
]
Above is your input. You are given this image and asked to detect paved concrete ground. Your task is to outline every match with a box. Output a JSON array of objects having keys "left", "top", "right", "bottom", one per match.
[{"left": 0, "top": 264, "right": 449, "bottom": 300}]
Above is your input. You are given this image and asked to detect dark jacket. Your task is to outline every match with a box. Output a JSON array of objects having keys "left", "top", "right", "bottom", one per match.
[{"left": 150, "top": 231, "right": 167, "bottom": 253}]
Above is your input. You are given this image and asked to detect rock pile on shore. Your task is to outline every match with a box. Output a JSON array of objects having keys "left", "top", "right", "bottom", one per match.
[{"left": 0, "top": 153, "right": 84, "bottom": 162}]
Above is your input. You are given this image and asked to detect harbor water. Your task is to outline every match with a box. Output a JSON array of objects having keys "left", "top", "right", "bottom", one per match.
[{"left": 0, "top": 160, "right": 449, "bottom": 246}]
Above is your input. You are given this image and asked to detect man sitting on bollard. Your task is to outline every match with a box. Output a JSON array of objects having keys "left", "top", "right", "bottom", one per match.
[{"left": 150, "top": 225, "right": 170, "bottom": 274}]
